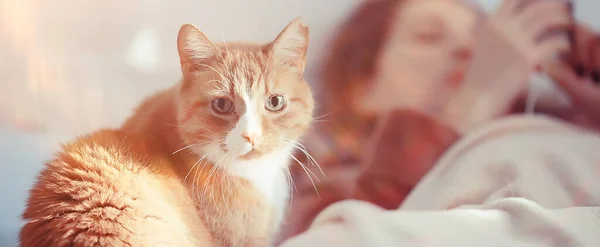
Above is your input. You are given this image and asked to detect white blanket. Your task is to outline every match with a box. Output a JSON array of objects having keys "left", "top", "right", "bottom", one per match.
[{"left": 281, "top": 115, "right": 600, "bottom": 247}]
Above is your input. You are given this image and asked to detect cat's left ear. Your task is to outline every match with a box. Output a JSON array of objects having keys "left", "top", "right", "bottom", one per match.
[
  {"left": 269, "top": 17, "right": 310, "bottom": 75},
  {"left": 177, "top": 23, "right": 219, "bottom": 75}
]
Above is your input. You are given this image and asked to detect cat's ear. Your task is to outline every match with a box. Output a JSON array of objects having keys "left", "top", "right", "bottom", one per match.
[
  {"left": 177, "top": 24, "right": 218, "bottom": 74},
  {"left": 269, "top": 17, "right": 310, "bottom": 75}
]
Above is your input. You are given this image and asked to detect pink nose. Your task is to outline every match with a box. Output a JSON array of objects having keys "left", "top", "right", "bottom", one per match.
[{"left": 242, "top": 134, "right": 256, "bottom": 146}]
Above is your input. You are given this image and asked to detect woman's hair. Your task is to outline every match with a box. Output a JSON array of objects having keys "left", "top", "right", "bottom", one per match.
[
  {"left": 319, "top": 0, "right": 401, "bottom": 113},
  {"left": 313, "top": 0, "right": 402, "bottom": 165}
]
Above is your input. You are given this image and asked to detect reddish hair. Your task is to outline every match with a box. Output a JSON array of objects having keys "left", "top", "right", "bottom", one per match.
[
  {"left": 314, "top": 0, "right": 402, "bottom": 165},
  {"left": 319, "top": 0, "right": 400, "bottom": 112}
]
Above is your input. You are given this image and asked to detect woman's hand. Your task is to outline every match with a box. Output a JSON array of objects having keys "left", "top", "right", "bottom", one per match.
[
  {"left": 488, "top": 0, "right": 572, "bottom": 68},
  {"left": 443, "top": 0, "right": 572, "bottom": 133},
  {"left": 547, "top": 24, "right": 600, "bottom": 122}
]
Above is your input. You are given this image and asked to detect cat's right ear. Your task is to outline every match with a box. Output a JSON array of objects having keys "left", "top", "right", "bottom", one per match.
[{"left": 177, "top": 24, "right": 218, "bottom": 74}]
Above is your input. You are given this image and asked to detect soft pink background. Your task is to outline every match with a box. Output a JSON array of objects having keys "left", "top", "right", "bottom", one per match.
[{"left": 1, "top": 0, "right": 599, "bottom": 245}]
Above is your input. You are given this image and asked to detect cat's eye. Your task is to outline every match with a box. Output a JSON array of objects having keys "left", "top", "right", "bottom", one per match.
[
  {"left": 211, "top": 97, "right": 234, "bottom": 114},
  {"left": 265, "top": 95, "right": 286, "bottom": 112}
]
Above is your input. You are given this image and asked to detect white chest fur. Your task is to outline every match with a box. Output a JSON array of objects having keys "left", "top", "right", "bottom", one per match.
[
  {"left": 195, "top": 148, "right": 293, "bottom": 246},
  {"left": 228, "top": 148, "right": 291, "bottom": 224}
]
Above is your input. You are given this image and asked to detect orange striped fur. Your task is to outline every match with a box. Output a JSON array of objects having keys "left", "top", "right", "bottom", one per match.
[{"left": 20, "top": 17, "right": 314, "bottom": 247}]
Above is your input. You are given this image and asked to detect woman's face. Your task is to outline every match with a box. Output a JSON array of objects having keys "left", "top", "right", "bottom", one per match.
[{"left": 363, "top": 0, "right": 477, "bottom": 112}]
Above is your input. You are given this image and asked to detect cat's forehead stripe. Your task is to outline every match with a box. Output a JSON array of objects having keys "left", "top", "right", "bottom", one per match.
[{"left": 215, "top": 50, "right": 271, "bottom": 99}]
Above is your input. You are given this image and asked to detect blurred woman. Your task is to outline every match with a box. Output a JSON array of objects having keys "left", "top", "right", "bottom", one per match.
[
  {"left": 282, "top": 0, "right": 573, "bottom": 241},
  {"left": 281, "top": 26, "right": 600, "bottom": 245},
  {"left": 281, "top": 0, "right": 600, "bottom": 245},
  {"left": 291, "top": 0, "right": 480, "bottom": 203}
]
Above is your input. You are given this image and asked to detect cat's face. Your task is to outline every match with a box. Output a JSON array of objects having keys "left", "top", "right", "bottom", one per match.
[{"left": 175, "top": 18, "right": 313, "bottom": 163}]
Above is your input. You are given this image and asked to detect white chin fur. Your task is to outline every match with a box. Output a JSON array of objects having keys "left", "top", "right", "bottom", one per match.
[
  {"left": 195, "top": 143, "right": 293, "bottom": 176},
  {"left": 196, "top": 143, "right": 293, "bottom": 208}
]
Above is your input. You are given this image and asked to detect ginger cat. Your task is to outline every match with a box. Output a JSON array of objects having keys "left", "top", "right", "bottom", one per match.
[{"left": 19, "top": 17, "right": 314, "bottom": 247}]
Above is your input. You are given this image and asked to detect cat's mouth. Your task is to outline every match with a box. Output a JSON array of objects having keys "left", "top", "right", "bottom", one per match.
[
  {"left": 219, "top": 147, "right": 263, "bottom": 161},
  {"left": 221, "top": 141, "right": 262, "bottom": 159},
  {"left": 239, "top": 149, "right": 264, "bottom": 160}
]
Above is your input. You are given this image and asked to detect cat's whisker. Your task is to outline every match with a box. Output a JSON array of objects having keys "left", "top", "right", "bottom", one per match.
[
  {"left": 216, "top": 37, "right": 229, "bottom": 61},
  {"left": 281, "top": 139, "right": 322, "bottom": 180},
  {"left": 206, "top": 79, "right": 230, "bottom": 94},
  {"left": 206, "top": 79, "right": 226, "bottom": 87},
  {"left": 180, "top": 142, "right": 223, "bottom": 200},
  {"left": 294, "top": 143, "right": 325, "bottom": 178},
  {"left": 193, "top": 151, "right": 212, "bottom": 198},
  {"left": 197, "top": 149, "right": 220, "bottom": 200},
  {"left": 284, "top": 167, "right": 297, "bottom": 215},
  {"left": 312, "top": 111, "right": 333, "bottom": 121},
  {"left": 181, "top": 148, "right": 217, "bottom": 200},
  {"left": 203, "top": 164, "right": 216, "bottom": 200},
  {"left": 172, "top": 141, "right": 211, "bottom": 155},
  {"left": 220, "top": 36, "right": 231, "bottom": 58},
  {"left": 287, "top": 151, "right": 320, "bottom": 183},
  {"left": 285, "top": 166, "right": 298, "bottom": 195},
  {"left": 287, "top": 152, "right": 320, "bottom": 198},
  {"left": 204, "top": 165, "right": 216, "bottom": 201},
  {"left": 197, "top": 63, "right": 232, "bottom": 87},
  {"left": 311, "top": 119, "right": 330, "bottom": 123},
  {"left": 213, "top": 151, "right": 230, "bottom": 219},
  {"left": 225, "top": 151, "right": 234, "bottom": 215},
  {"left": 282, "top": 138, "right": 326, "bottom": 178},
  {"left": 160, "top": 121, "right": 186, "bottom": 127},
  {"left": 197, "top": 63, "right": 225, "bottom": 78},
  {"left": 205, "top": 150, "right": 224, "bottom": 210},
  {"left": 284, "top": 169, "right": 293, "bottom": 214}
]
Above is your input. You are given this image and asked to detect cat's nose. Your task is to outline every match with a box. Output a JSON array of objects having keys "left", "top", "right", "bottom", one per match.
[{"left": 242, "top": 133, "right": 258, "bottom": 146}]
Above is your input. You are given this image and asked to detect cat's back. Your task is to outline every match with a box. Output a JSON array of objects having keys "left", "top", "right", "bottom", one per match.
[{"left": 20, "top": 129, "right": 213, "bottom": 247}]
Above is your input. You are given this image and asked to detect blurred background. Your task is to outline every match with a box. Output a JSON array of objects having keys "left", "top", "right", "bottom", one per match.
[{"left": 0, "top": 0, "right": 599, "bottom": 246}]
